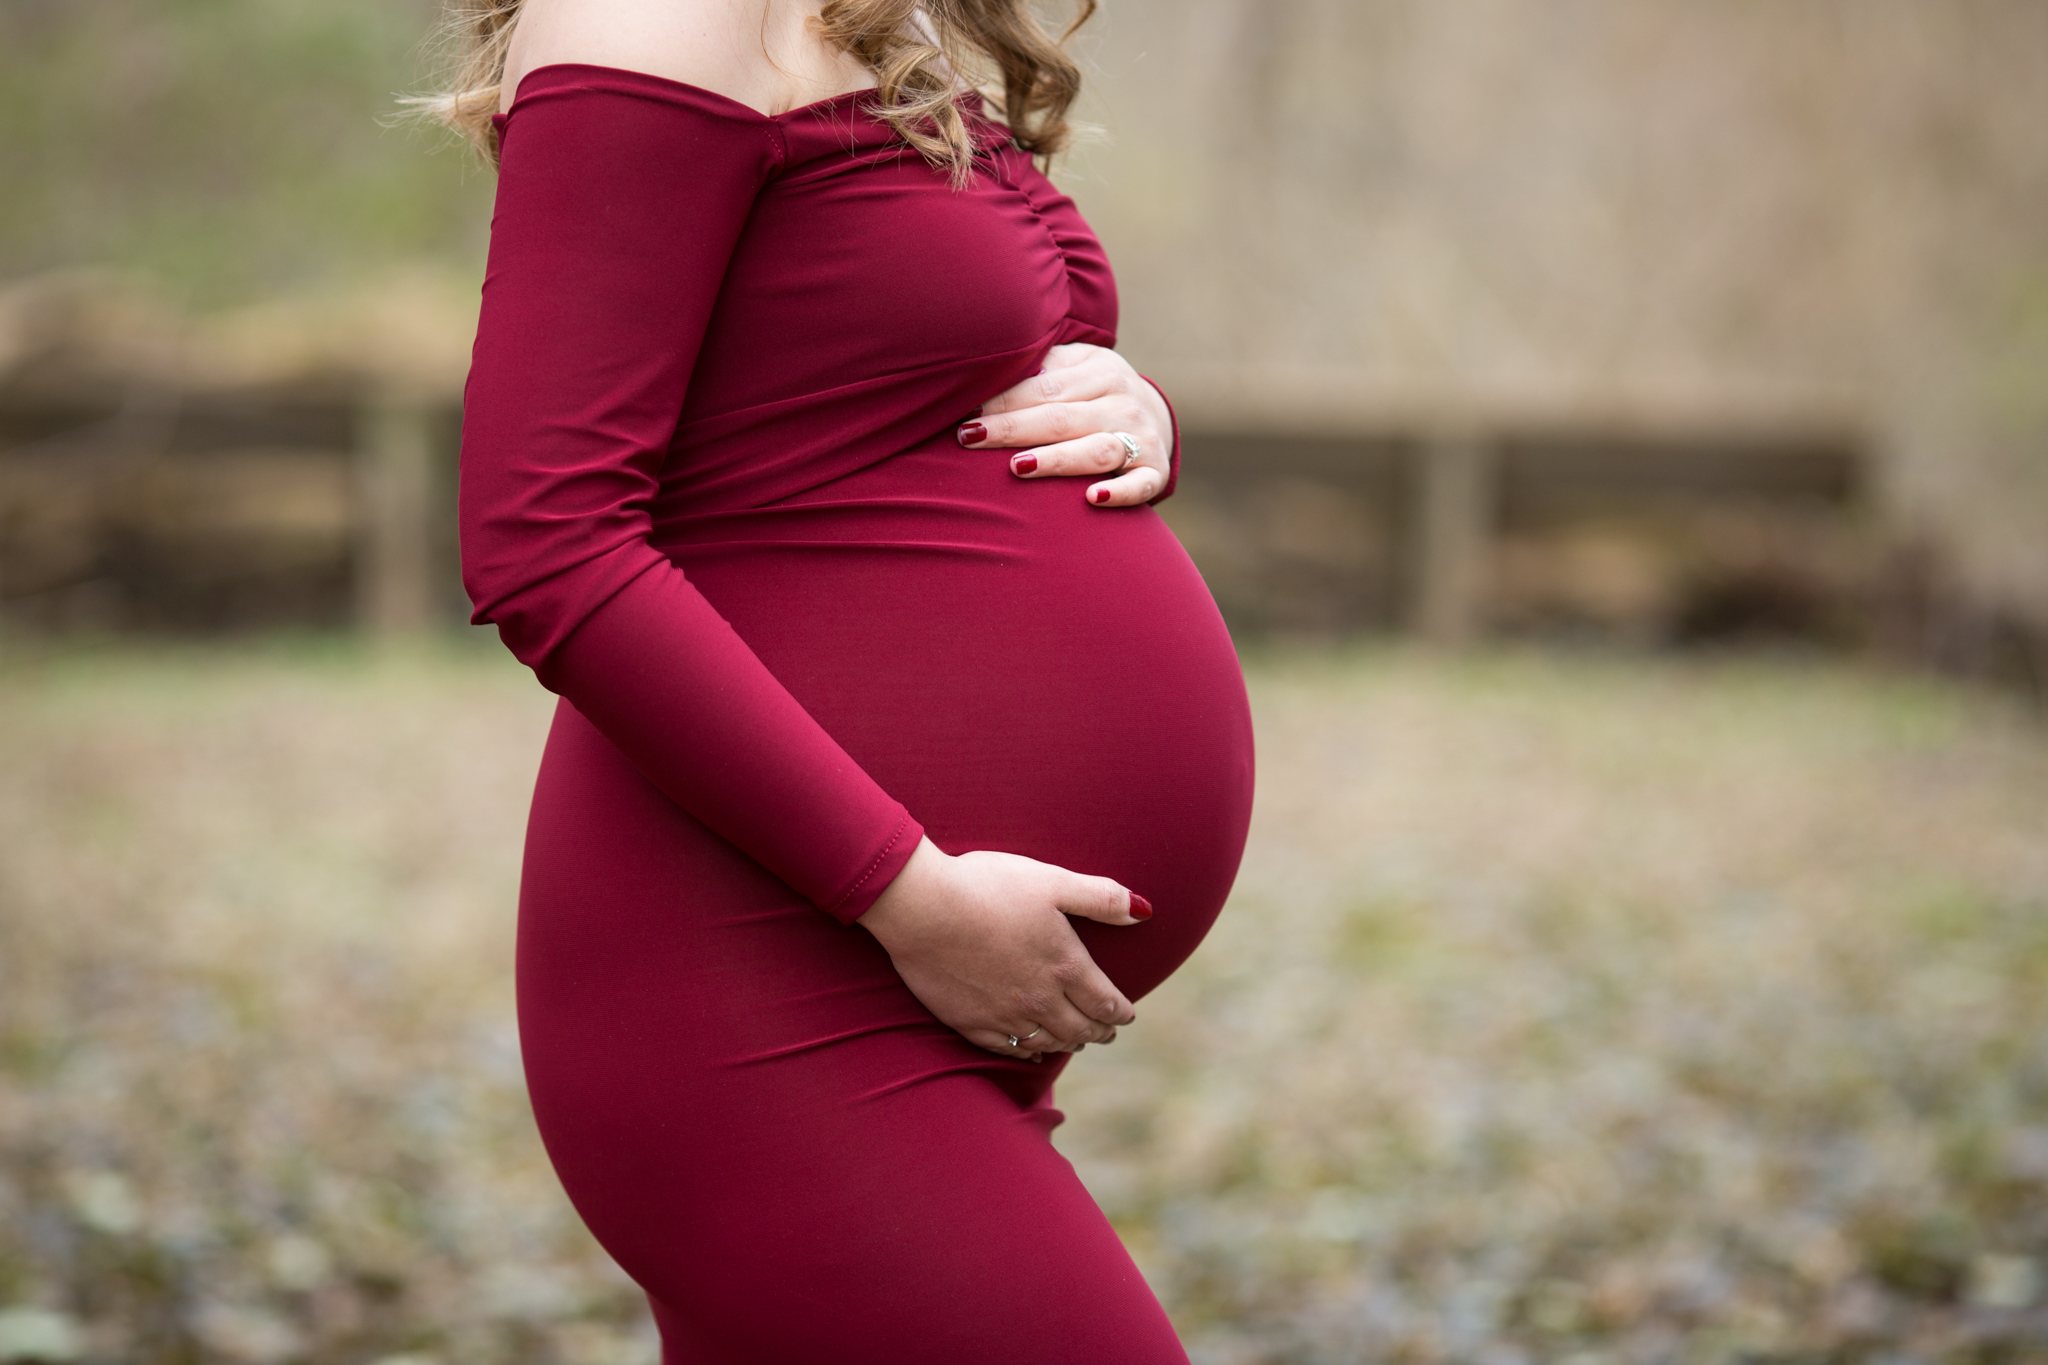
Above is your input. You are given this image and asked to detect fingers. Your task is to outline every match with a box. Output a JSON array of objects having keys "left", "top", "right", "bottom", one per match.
[
  {"left": 965, "top": 1029, "right": 1047, "bottom": 1061},
  {"left": 1005, "top": 430, "right": 1136, "bottom": 479},
  {"left": 1064, "top": 947, "right": 1140, "bottom": 1028},
  {"left": 1035, "top": 991, "right": 1120, "bottom": 1047},
  {"left": 961, "top": 1023, "right": 1117, "bottom": 1060},
  {"left": 1083, "top": 464, "right": 1169, "bottom": 508},
  {"left": 964, "top": 393, "right": 1134, "bottom": 452},
  {"left": 968, "top": 933, "right": 1138, "bottom": 1056},
  {"left": 963, "top": 1009, "right": 1117, "bottom": 1056},
  {"left": 1002, "top": 970, "right": 1127, "bottom": 1049},
  {"left": 880, "top": 845, "right": 1147, "bottom": 1063},
  {"left": 957, "top": 345, "right": 1173, "bottom": 516},
  {"left": 1056, "top": 873, "right": 1152, "bottom": 928},
  {"left": 977, "top": 344, "right": 1112, "bottom": 417},
  {"left": 1048, "top": 886, "right": 1143, "bottom": 1032},
  {"left": 958, "top": 386, "right": 1169, "bottom": 510},
  {"left": 1045, "top": 1027, "right": 1114, "bottom": 1052},
  {"left": 968, "top": 402, "right": 1154, "bottom": 457},
  {"left": 1008, "top": 434, "right": 1167, "bottom": 507}
]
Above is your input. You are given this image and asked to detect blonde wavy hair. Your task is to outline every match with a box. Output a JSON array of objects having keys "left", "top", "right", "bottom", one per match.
[{"left": 405, "top": 0, "right": 1096, "bottom": 180}]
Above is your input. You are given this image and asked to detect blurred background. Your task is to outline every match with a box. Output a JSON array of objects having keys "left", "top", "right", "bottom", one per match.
[{"left": 2, "top": 2, "right": 2046, "bottom": 1363}]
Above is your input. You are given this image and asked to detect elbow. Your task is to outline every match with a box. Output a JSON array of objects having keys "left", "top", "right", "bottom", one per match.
[
  {"left": 457, "top": 448, "right": 671, "bottom": 672},
  {"left": 460, "top": 559, "right": 554, "bottom": 672},
  {"left": 460, "top": 524, "right": 665, "bottom": 675}
]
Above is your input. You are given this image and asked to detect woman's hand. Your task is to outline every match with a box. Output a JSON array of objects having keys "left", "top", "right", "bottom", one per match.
[
  {"left": 956, "top": 343, "right": 1173, "bottom": 507},
  {"left": 858, "top": 837, "right": 1150, "bottom": 1059}
]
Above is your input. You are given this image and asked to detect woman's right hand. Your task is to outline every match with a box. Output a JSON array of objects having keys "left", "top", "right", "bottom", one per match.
[{"left": 858, "top": 837, "right": 1148, "bottom": 1059}]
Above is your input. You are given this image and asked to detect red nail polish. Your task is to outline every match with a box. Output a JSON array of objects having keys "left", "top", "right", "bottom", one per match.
[
  {"left": 1013, "top": 454, "right": 1037, "bottom": 475},
  {"left": 1129, "top": 893, "right": 1152, "bottom": 920},
  {"left": 968, "top": 405, "right": 984, "bottom": 418},
  {"left": 957, "top": 422, "right": 987, "bottom": 446},
  {"left": 1093, "top": 487, "right": 1112, "bottom": 504}
]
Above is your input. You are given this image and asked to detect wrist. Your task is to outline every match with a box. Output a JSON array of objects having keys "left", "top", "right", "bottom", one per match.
[{"left": 857, "top": 836, "right": 948, "bottom": 946}]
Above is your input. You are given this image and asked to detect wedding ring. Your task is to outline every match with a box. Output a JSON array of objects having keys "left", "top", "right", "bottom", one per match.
[
  {"left": 1020, "top": 1027, "right": 1044, "bottom": 1043},
  {"left": 1111, "top": 431, "right": 1141, "bottom": 472}
]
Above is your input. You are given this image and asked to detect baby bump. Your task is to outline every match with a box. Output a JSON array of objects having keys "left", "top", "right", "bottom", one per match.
[{"left": 665, "top": 450, "right": 1255, "bottom": 999}]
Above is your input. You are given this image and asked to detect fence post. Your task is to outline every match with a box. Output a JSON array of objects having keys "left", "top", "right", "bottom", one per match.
[
  {"left": 1408, "top": 427, "right": 1496, "bottom": 644},
  {"left": 355, "top": 384, "right": 437, "bottom": 637}
]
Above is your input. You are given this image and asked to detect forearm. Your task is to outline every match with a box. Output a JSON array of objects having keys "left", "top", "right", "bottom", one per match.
[{"left": 536, "top": 562, "right": 923, "bottom": 923}]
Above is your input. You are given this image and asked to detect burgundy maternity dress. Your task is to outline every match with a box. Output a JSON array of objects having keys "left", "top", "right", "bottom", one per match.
[{"left": 460, "top": 64, "right": 1254, "bottom": 1363}]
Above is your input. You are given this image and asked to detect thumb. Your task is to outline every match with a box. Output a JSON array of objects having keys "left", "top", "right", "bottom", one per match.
[{"left": 1056, "top": 873, "right": 1153, "bottom": 927}]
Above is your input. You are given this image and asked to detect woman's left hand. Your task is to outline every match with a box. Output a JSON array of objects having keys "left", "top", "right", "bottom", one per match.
[{"left": 956, "top": 343, "right": 1172, "bottom": 507}]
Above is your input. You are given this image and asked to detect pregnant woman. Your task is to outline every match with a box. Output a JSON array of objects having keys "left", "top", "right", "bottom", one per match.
[{"left": 430, "top": 0, "right": 1253, "bottom": 1357}]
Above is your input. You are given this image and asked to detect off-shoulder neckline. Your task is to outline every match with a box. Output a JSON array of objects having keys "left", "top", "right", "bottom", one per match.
[{"left": 500, "top": 61, "right": 883, "bottom": 126}]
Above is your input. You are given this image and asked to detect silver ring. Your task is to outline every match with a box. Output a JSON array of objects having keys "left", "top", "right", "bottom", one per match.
[
  {"left": 1020, "top": 1027, "right": 1044, "bottom": 1043},
  {"left": 1111, "top": 431, "right": 1141, "bottom": 472},
  {"left": 1007, "top": 1035, "right": 1019, "bottom": 1049}
]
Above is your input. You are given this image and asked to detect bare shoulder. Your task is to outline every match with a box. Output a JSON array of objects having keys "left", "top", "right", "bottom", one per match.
[
  {"left": 502, "top": 0, "right": 768, "bottom": 112},
  {"left": 501, "top": 0, "right": 870, "bottom": 117}
]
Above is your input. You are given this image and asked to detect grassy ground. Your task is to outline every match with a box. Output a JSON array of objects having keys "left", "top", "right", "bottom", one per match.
[{"left": 1, "top": 638, "right": 2044, "bottom": 1364}]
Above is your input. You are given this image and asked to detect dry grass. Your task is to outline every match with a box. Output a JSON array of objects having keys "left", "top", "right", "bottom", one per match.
[{"left": 2, "top": 639, "right": 2045, "bottom": 1364}]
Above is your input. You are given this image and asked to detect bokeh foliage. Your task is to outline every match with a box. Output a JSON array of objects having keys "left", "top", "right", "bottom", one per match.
[
  {"left": 0, "top": 0, "right": 490, "bottom": 305},
  {"left": 3, "top": 643, "right": 2046, "bottom": 1363}
]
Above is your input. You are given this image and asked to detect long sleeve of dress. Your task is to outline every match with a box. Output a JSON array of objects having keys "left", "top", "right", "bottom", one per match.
[{"left": 460, "top": 71, "right": 923, "bottom": 923}]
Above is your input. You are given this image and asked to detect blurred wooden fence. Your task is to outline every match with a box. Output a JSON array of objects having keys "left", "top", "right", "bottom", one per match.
[
  {"left": 0, "top": 271, "right": 466, "bottom": 636},
  {"left": 1, "top": 268, "right": 2040, "bottom": 698},
  {"left": 1153, "top": 371, "right": 1872, "bottom": 647},
  {"left": 1167, "top": 423, "right": 1866, "bottom": 644}
]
